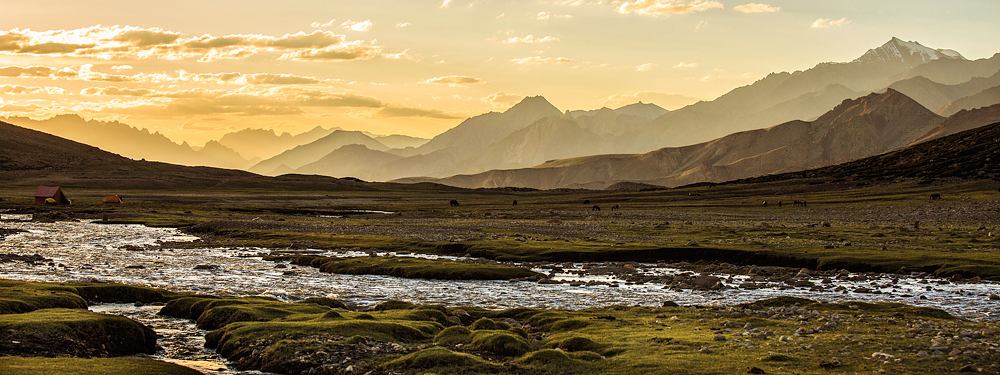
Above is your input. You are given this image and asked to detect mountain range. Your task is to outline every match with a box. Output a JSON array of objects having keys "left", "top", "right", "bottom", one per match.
[{"left": 5, "top": 38, "right": 1000, "bottom": 191}]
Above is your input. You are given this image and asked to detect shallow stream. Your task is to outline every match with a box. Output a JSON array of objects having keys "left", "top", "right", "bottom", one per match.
[{"left": 2, "top": 216, "right": 999, "bottom": 371}]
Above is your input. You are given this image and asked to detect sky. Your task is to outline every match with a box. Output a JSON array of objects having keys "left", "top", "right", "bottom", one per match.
[{"left": 1, "top": 0, "right": 998, "bottom": 145}]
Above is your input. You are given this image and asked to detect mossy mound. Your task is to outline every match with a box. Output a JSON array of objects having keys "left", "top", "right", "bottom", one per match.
[
  {"left": 0, "top": 280, "right": 87, "bottom": 314},
  {"left": 434, "top": 326, "right": 473, "bottom": 345},
  {"left": 383, "top": 348, "right": 494, "bottom": 370},
  {"left": 467, "top": 330, "right": 532, "bottom": 356},
  {"left": 516, "top": 349, "right": 575, "bottom": 365},
  {"left": 267, "top": 255, "right": 542, "bottom": 280},
  {"left": 470, "top": 317, "right": 510, "bottom": 330},
  {"left": 299, "top": 297, "right": 348, "bottom": 309},
  {"left": 373, "top": 299, "right": 416, "bottom": 311},
  {"left": 552, "top": 336, "right": 605, "bottom": 352},
  {"left": 0, "top": 308, "right": 156, "bottom": 357},
  {"left": 550, "top": 318, "right": 591, "bottom": 332},
  {"left": 0, "top": 357, "right": 203, "bottom": 375},
  {"left": 158, "top": 296, "right": 332, "bottom": 330}
]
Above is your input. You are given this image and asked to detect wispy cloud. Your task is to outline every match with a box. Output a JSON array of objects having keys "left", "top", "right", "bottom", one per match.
[
  {"left": 617, "top": 0, "right": 723, "bottom": 17},
  {"left": 483, "top": 92, "right": 522, "bottom": 107},
  {"left": 811, "top": 17, "right": 850, "bottom": 29},
  {"left": 536, "top": 12, "right": 573, "bottom": 20},
  {"left": 674, "top": 61, "right": 698, "bottom": 68},
  {"left": 733, "top": 3, "right": 779, "bottom": 13},
  {"left": 341, "top": 20, "right": 374, "bottom": 32},
  {"left": 636, "top": 63, "right": 655, "bottom": 72},
  {"left": 0, "top": 26, "right": 399, "bottom": 62},
  {"left": 0, "top": 84, "right": 69, "bottom": 95},
  {"left": 311, "top": 19, "right": 337, "bottom": 28},
  {"left": 511, "top": 56, "right": 573, "bottom": 64},
  {"left": 420, "top": 75, "right": 486, "bottom": 87},
  {"left": 502, "top": 35, "right": 560, "bottom": 44},
  {"left": 395, "top": 22, "right": 411, "bottom": 28},
  {"left": 440, "top": 0, "right": 452, "bottom": 8}
]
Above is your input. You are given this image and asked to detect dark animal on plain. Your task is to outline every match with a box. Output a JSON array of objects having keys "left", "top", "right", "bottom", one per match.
[
  {"left": 793, "top": 200, "right": 801, "bottom": 206},
  {"left": 450, "top": 200, "right": 460, "bottom": 206},
  {"left": 611, "top": 204, "right": 620, "bottom": 212},
  {"left": 778, "top": 201, "right": 782, "bottom": 207},
  {"left": 512, "top": 200, "right": 518, "bottom": 206},
  {"left": 584, "top": 200, "right": 591, "bottom": 204},
  {"left": 802, "top": 201, "right": 807, "bottom": 207},
  {"left": 930, "top": 193, "right": 942, "bottom": 200},
  {"left": 762, "top": 201, "right": 767, "bottom": 207},
  {"left": 592, "top": 205, "right": 601, "bottom": 211}
]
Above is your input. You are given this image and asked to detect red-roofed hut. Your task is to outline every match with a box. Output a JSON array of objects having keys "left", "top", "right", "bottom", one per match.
[{"left": 34, "top": 186, "right": 71, "bottom": 205}]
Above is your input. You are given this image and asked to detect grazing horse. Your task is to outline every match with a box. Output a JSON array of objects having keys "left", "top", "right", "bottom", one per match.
[
  {"left": 512, "top": 200, "right": 518, "bottom": 206},
  {"left": 611, "top": 204, "right": 620, "bottom": 212},
  {"left": 450, "top": 200, "right": 460, "bottom": 206},
  {"left": 584, "top": 200, "right": 591, "bottom": 204},
  {"left": 592, "top": 205, "right": 601, "bottom": 211},
  {"left": 762, "top": 201, "right": 768, "bottom": 207},
  {"left": 930, "top": 193, "right": 942, "bottom": 200}
]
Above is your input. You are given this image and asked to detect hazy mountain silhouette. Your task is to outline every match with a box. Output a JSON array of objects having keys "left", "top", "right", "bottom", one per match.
[
  {"left": 405, "top": 90, "right": 1000, "bottom": 189},
  {"left": 887, "top": 71, "right": 1000, "bottom": 113},
  {"left": 0, "top": 120, "right": 371, "bottom": 190},
  {"left": 374, "top": 134, "right": 429, "bottom": 149},
  {"left": 938, "top": 86, "right": 1000, "bottom": 116},
  {"left": 294, "top": 144, "right": 403, "bottom": 180},
  {"left": 249, "top": 130, "right": 389, "bottom": 175},
  {"left": 218, "top": 126, "right": 337, "bottom": 161},
  {"left": 3, "top": 115, "right": 251, "bottom": 169},
  {"left": 568, "top": 102, "right": 668, "bottom": 120}
]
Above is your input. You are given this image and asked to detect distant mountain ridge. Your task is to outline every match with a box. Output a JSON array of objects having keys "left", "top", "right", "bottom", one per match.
[
  {"left": 3, "top": 115, "right": 251, "bottom": 170},
  {"left": 399, "top": 90, "right": 1000, "bottom": 189}
]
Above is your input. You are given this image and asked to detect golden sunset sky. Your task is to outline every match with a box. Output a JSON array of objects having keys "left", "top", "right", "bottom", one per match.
[{"left": 1, "top": 0, "right": 998, "bottom": 145}]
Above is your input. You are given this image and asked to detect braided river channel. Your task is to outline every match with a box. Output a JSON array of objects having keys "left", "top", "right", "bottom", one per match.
[{"left": 2, "top": 215, "right": 999, "bottom": 372}]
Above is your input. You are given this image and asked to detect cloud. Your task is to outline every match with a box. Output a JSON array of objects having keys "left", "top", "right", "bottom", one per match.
[
  {"left": 112, "top": 65, "right": 133, "bottom": 70},
  {"left": 696, "top": 20, "right": 708, "bottom": 30},
  {"left": 0, "top": 26, "right": 398, "bottom": 62},
  {"left": 420, "top": 75, "right": 486, "bottom": 87},
  {"left": 600, "top": 91, "right": 702, "bottom": 110},
  {"left": 811, "top": 17, "right": 849, "bottom": 29},
  {"left": 636, "top": 63, "right": 655, "bottom": 72},
  {"left": 733, "top": 3, "right": 779, "bottom": 13},
  {"left": 341, "top": 20, "right": 374, "bottom": 32},
  {"left": 396, "top": 22, "right": 411, "bottom": 28},
  {"left": 502, "top": 35, "right": 560, "bottom": 44},
  {"left": 483, "top": 92, "right": 522, "bottom": 107},
  {"left": 278, "top": 40, "right": 383, "bottom": 61},
  {"left": 375, "top": 105, "right": 460, "bottom": 119},
  {"left": 511, "top": 56, "right": 572, "bottom": 64},
  {"left": 536, "top": 12, "right": 573, "bottom": 20},
  {"left": 311, "top": 19, "right": 337, "bottom": 28},
  {"left": 0, "top": 84, "right": 68, "bottom": 95},
  {"left": 0, "top": 65, "right": 78, "bottom": 78},
  {"left": 440, "top": 0, "right": 452, "bottom": 8},
  {"left": 674, "top": 61, "right": 698, "bottom": 68},
  {"left": 617, "top": 0, "right": 723, "bottom": 17}
]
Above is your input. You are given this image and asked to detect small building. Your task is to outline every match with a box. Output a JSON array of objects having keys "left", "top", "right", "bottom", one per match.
[
  {"left": 34, "top": 186, "right": 71, "bottom": 205},
  {"left": 102, "top": 195, "right": 123, "bottom": 204}
]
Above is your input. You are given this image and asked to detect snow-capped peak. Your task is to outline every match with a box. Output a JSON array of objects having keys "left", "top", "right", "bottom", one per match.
[{"left": 853, "top": 37, "right": 966, "bottom": 65}]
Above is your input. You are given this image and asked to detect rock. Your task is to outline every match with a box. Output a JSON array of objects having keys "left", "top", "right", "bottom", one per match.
[
  {"left": 755, "top": 222, "right": 770, "bottom": 229},
  {"left": 713, "top": 334, "right": 726, "bottom": 341},
  {"left": 988, "top": 294, "right": 999, "bottom": 301},
  {"left": 453, "top": 309, "right": 470, "bottom": 317},
  {"left": 690, "top": 275, "right": 724, "bottom": 290},
  {"left": 446, "top": 316, "right": 463, "bottom": 325},
  {"left": 686, "top": 240, "right": 699, "bottom": 246},
  {"left": 794, "top": 268, "right": 811, "bottom": 278},
  {"left": 871, "top": 352, "right": 895, "bottom": 360},
  {"left": 959, "top": 365, "right": 977, "bottom": 372},
  {"left": 821, "top": 221, "right": 831, "bottom": 227},
  {"left": 748, "top": 367, "right": 766, "bottom": 374},
  {"left": 819, "top": 360, "right": 841, "bottom": 368},
  {"left": 853, "top": 287, "right": 873, "bottom": 293},
  {"left": 124, "top": 264, "right": 145, "bottom": 269},
  {"left": 662, "top": 301, "right": 679, "bottom": 307},
  {"left": 194, "top": 264, "right": 220, "bottom": 270}
]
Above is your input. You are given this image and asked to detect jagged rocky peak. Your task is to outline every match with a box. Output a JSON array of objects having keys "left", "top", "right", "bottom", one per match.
[{"left": 854, "top": 37, "right": 966, "bottom": 65}]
